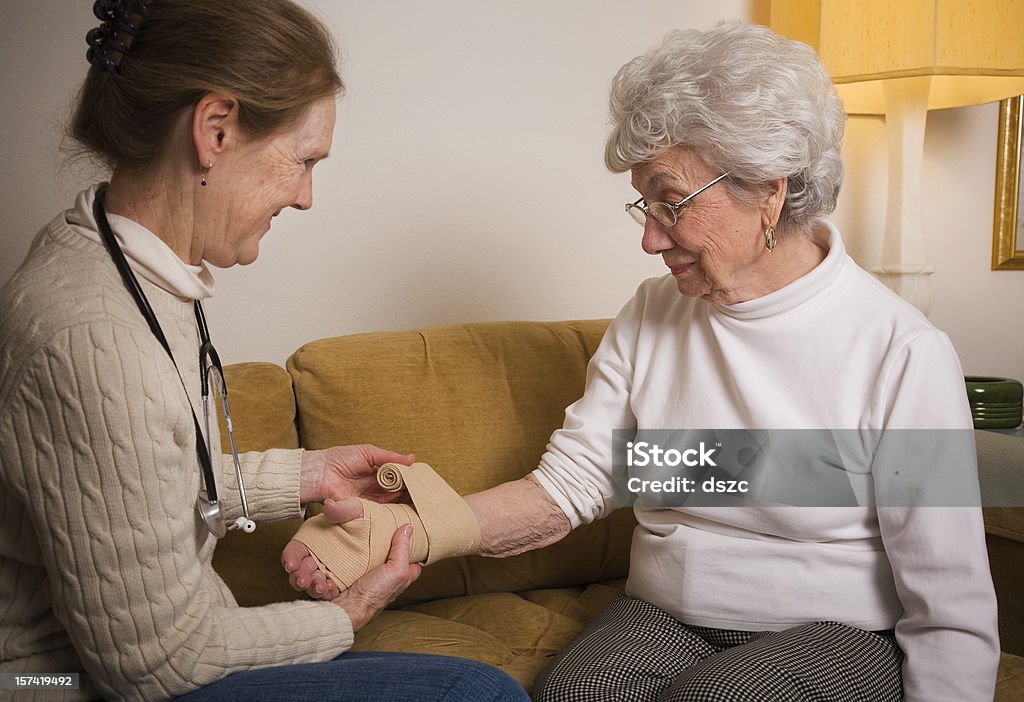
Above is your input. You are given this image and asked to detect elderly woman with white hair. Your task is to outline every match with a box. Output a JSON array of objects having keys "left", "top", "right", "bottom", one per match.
[{"left": 285, "top": 21, "right": 999, "bottom": 701}]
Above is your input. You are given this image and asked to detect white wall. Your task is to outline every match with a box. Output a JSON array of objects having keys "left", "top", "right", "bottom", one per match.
[{"left": 2, "top": 1, "right": 1021, "bottom": 383}]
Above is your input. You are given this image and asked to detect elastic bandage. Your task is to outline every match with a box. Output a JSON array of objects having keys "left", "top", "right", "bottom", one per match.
[{"left": 292, "top": 462, "right": 481, "bottom": 590}]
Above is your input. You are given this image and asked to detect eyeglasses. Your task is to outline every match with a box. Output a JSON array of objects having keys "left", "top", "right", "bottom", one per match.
[{"left": 625, "top": 171, "right": 730, "bottom": 227}]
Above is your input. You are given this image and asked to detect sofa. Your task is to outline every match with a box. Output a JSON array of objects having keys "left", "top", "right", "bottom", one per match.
[{"left": 210, "top": 319, "right": 1024, "bottom": 700}]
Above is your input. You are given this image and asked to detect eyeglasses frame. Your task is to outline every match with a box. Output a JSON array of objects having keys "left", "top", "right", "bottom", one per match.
[{"left": 625, "top": 171, "right": 731, "bottom": 227}]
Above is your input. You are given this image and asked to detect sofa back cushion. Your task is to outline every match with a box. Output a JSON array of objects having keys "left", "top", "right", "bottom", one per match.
[{"left": 286, "top": 319, "right": 636, "bottom": 602}]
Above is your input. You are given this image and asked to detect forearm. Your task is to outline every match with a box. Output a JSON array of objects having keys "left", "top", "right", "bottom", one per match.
[
  {"left": 299, "top": 448, "right": 324, "bottom": 504},
  {"left": 463, "top": 475, "right": 572, "bottom": 557},
  {"left": 221, "top": 448, "right": 304, "bottom": 521}
]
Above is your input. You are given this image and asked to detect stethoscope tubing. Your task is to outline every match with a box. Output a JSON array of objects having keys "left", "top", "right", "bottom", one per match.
[{"left": 92, "top": 185, "right": 249, "bottom": 536}]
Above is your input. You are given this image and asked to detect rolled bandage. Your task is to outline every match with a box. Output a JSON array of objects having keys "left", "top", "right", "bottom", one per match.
[
  {"left": 292, "top": 462, "right": 481, "bottom": 590},
  {"left": 376, "top": 464, "right": 404, "bottom": 492}
]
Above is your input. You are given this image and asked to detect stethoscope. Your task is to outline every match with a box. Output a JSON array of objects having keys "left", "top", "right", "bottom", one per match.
[{"left": 93, "top": 185, "right": 255, "bottom": 537}]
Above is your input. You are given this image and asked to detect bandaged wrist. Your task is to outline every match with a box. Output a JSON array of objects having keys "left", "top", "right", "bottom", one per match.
[{"left": 292, "top": 462, "right": 481, "bottom": 589}]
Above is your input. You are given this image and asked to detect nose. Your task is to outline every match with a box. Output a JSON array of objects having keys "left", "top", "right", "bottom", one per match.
[
  {"left": 641, "top": 217, "right": 674, "bottom": 255},
  {"left": 292, "top": 171, "right": 314, "bottom": 211}
]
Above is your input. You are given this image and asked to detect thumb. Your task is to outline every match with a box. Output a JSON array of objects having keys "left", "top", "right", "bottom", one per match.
[{"left": 322, "top": 496, "right": 365, "bottom": 524}]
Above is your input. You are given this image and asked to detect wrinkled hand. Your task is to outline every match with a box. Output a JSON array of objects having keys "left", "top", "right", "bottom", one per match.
[
  {"left": 332, "top": 522, "right": 422, "bottom": 631},
  {"left": 282, "top": 498, "right": 420, "bottom": 627},
  {"left": 299, "top": 444, "right": 414, "bottom": 505},
  {"left": 282, "top": 497, "right": 367, "bottom": 601}
]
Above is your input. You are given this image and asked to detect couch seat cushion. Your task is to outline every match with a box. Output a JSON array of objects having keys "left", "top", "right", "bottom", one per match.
[
  {"left": 998, "top": 652, "right": 1024, "bottom": 702},
  {"left": 352, "top": 581, "right": 625, "bottom": 693}
]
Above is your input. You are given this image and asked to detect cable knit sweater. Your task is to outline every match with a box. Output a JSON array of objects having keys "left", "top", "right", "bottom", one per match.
[
  {"left": 0, "top": 187, "right": 352, "bottom": 701},
  {"left": 533, "top": 221, "right": 1000, "bottom": 701}
]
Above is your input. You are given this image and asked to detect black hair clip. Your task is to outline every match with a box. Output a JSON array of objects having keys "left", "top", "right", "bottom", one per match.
[{"left": 85, "top": 0, "right": 152, "bottom": 75}]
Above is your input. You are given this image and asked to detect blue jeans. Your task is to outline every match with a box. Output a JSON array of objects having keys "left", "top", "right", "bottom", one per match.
[{"left": 174, "top": 651, "right": 529, "bottom": 701}]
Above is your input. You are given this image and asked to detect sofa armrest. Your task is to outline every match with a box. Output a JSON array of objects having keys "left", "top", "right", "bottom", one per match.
[{"left": 977, "top": 430, "right": 1024, "bottom": 657}]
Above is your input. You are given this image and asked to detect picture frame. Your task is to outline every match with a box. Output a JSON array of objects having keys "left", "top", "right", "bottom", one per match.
[{"left": 992, "top": 94, "right": 1024, "bottom": 270}]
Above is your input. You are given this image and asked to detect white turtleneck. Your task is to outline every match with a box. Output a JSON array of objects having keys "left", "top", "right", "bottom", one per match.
[
  {"left": 65, "top": 183, "right": 215, "bottom": 301},
  {"left": 532, "top": 220, "right": 999, "bottom": 701}
]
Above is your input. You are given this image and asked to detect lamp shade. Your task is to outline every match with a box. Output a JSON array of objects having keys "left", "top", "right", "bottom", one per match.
[{"left": 771, "top": 0, "right": 1024, "bottom": 114}]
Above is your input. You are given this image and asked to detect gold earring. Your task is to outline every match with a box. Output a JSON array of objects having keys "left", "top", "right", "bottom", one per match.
[
  {"left": 764, "top": 225, "right": 777, "bottom": 252},
  {"left": 200, "top": 162, "right": 212, "bottom": 187}
]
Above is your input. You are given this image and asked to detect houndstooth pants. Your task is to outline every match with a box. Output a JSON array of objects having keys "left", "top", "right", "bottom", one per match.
[{"left": 532, "top": 595, "right": 903, "bottom": 702}]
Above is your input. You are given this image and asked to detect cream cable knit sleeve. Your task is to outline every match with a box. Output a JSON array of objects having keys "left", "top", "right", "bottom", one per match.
[{"left": 0, "top": 222, "right": 353, "bottom": 701}]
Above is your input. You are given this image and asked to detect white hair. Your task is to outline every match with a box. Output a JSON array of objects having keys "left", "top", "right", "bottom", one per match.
[{"left": 605, "top": 21, "right": 846, "bottom": 234}]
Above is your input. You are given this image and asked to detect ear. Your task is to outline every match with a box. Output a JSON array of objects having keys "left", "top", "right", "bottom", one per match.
[
  {"left": 760, "top": 177, "right": 788, "bottom": 228},
  {"left": 192, "top": 92, "right": 239, "bottom": 169}
]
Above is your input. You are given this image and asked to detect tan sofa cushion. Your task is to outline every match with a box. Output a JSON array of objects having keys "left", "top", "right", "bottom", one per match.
[
  {"left": 285, "top": 319, "right": 636, "bottom": 601},
  {"left": 286, "top": 319, "right": 608, "bottom": 491},
  {"left": 217, "top": 361, "right": 301, "bottom": 451},
  {"left": 997, "top": 652, "right": 1024, "bottom": 702},
  {"left": 352, "top": 580, "right": 626, "bottom": 693}
]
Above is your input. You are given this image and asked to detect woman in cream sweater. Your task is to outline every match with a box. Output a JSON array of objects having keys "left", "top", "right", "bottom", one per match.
[{"left": 0, "top": 2, "right": 528, "bottom": 700}]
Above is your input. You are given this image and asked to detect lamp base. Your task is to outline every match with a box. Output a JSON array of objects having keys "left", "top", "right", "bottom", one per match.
[{"left": 871, "top": 263, "right": 935, "bottom": 316}]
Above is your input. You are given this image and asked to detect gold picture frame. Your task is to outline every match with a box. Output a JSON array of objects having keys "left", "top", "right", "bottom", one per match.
[{"left": 992, "top": 95, "right": 1024, "bottom": 270}]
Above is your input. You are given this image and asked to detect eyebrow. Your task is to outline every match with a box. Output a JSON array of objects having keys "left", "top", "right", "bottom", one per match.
[{"left": 632, "top": 170, "right": 688, "bottom": 196}]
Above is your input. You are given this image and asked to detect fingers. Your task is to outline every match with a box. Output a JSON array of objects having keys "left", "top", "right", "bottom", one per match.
[
  {"left": 282, "top": 540, "right": 340, "bottom": 600},
  {"left": 285, "top": 550, "right": 317, "bottom": 589},
  {"left": 311, "top": 574, "right": 340, "bottom": 601},
  {"left": 380, "top": 523, "right": 422, "bottom": 590},
  {"left": 281, "top": 538, "right": 311, "bottom": 573},
  {"left": 362, "top": 444, "right": 415, "bottom": 467}
]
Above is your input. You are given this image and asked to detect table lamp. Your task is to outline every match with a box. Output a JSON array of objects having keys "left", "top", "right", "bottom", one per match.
[{"left": 770, "top": 0, "right": 1024, "bottom": 315}]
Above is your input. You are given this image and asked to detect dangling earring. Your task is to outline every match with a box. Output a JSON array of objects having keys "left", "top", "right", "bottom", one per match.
[
  {"left": 200, "top": 162, "right": 212, "bottom": 187},
  {"left": 764, "top": 225, "right": 777, "bottom": 252}
]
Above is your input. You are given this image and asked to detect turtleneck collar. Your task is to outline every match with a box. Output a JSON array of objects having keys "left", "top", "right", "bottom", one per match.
[
  {"left": 65, "top": 184, "right": 215, "bottom": 301},
  {"left": 714, "top": 220, "right": 846, "bottom": 320}
]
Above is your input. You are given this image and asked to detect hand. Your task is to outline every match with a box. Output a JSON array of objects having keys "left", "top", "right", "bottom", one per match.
[
  {"left": 299, "top": 444, "right": 414, "bottom": 505},
  {"left": 332, "top": 523, "right": 422, "bottom": 631},
  {"left": 282, "top": 497, "right": 367, "bottom": 601}
]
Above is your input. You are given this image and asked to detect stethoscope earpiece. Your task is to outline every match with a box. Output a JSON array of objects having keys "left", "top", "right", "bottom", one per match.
[{"left": 232, "top": 516, "right": 257, "bottom": 534}]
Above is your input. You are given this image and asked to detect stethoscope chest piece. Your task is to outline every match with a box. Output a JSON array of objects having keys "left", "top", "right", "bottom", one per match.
[{"left": 197, "top": 495, "right": 227, "bottom": 538}]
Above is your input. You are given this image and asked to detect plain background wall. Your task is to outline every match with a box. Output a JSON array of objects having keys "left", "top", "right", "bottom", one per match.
[{"left": 1, "top": 1, "right": 1021, "bottom": 384}]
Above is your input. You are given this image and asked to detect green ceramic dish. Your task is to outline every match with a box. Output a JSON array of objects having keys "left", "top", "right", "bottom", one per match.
[{"left": 965, "top": 376, "right": 1023, "bottom": 429}]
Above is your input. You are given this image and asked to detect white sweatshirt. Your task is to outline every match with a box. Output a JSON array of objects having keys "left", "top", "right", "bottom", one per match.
[{"left": 533, "top": 221, "right": 999, "bottom": 701}]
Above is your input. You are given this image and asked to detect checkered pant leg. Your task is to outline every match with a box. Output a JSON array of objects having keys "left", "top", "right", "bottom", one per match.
[
  {"left": 662, "top": 621, "right": 903, "bottom": 702},
  {"left": 532, "top": 596, "right": 903, "bottom": 702},
  {"left": 533, "top": 595, "right": 717, "bottom": 702}
]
